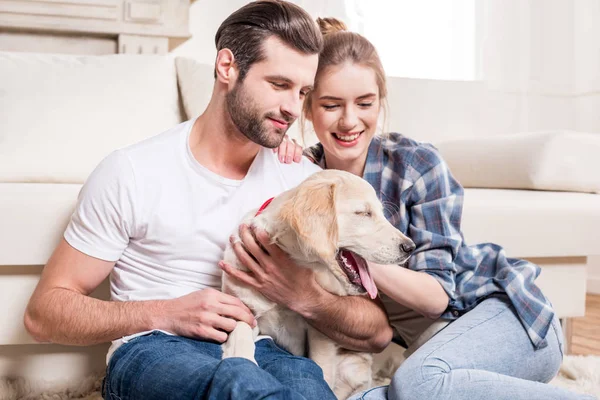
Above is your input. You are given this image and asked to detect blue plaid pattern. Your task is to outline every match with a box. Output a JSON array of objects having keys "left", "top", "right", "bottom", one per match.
[{"left": 305, "top": 133, "right": 555, "bottom": 349}]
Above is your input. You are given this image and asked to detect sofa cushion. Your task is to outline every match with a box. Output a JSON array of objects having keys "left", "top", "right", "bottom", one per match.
[
  {"left": 0, "top": 52, "right": 183, "bottom": 184},
  {"left": 461, "top": 188, "right": 600, "bottom": 258},
  {"left": 0, "top": 183, "right": 80, "bottom": 265},
  {"left": 175, "top": 57, "right": 214, "bottom": 120},
  {"left": 436, "top": 131, "right": 600, "bottom": 194}
]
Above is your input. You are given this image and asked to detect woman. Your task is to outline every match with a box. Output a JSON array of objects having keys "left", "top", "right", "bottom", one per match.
[{"left": 294, "top": 17, "right": 592, "bottom": 400}]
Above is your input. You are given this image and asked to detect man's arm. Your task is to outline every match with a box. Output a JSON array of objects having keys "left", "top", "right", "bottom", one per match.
[
  {"left": 25, "top": 239, "right": 256, "bottom": 345},
  {"left": 290, "top": 285, "right": 393, "bottom": 352},
  {"left": 219, "top": 225, "right": 393, "bottom": 353},
  {"left": 25, "top": 239, "right": 152, "bottom": 344}
]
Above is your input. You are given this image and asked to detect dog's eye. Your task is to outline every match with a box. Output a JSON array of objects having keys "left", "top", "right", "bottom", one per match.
[{"left": 355, "top": 211, "right": 372, "bottom": 217}]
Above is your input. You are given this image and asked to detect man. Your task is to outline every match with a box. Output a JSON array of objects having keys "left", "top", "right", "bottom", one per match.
[{"left": 24, "top": 1, "right": 392, "bottom": 399}]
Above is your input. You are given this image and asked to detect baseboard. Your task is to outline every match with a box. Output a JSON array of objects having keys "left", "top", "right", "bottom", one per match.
[{"left": 587, "top": 276, "right": 600, "bottom": 294}]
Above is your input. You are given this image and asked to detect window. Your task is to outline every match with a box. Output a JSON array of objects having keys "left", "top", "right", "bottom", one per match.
[{"left": 346, "top": 0, "right": 477, "bottom": 81}]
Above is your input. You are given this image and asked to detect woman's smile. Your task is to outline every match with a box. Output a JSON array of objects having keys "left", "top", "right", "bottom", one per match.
[{"left": 331, "top": 130, "right": 364, "bottom": 146}]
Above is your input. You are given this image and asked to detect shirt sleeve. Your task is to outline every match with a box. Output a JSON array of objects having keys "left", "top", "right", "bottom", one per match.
[
  {"left": 405, "top": 144, "right": 464, "bottom": 303},
  {"left": 301, "top": 155, "right": 322, "bottom": 178},
  {"left": 64, "top": 150, "right": 138, "bottom": 262}
]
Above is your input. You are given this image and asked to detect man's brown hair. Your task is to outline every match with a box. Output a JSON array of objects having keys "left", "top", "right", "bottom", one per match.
[{"left": 215, "top": 0, "right": 323, "bottom": 81}]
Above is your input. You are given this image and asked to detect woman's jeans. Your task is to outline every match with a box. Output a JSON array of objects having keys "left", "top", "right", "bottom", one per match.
[
  {"left": 349, "top": 296, "right": 595, "bottom": 400},
  {"left": 102, "top": 332, "right": 336, "bottom": 400}
]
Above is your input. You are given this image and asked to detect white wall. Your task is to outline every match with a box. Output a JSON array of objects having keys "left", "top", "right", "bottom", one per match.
[
  {"left": 573, "top": 0, "right": 600, "bottom": 293},
  {"left": 574, "top": 0, "right": 600, "bottom": 134},
  {"left": 171, "top": 0, "right": 247, "bottom": 65}
]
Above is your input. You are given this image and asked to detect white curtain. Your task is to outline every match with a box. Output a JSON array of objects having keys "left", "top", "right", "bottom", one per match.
[
  {"left": 344, "top": 0, "right": 477, "bottom": 81},
  {"left": 478, "top": 0, "right": 599, "bottom": 133}
]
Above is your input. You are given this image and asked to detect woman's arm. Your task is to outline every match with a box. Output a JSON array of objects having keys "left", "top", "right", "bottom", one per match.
[
  {"left": 369, "top": 261, "right": 448, "bottom": 319},
  {"left": 380, "top": 144, "right": 466, "bottom": 317}
]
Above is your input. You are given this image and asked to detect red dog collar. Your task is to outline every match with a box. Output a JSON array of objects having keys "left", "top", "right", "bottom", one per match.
[{"left": 255, "top": 197, "right": 274, "bottom": 216}]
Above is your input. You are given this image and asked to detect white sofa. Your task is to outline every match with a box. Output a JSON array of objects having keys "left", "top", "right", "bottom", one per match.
[{"left": 1, "top": 52, "right": 599, "bottom": 388}]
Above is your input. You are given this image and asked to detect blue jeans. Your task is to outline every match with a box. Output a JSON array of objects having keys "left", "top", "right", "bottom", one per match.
[
  {"left": 349, "top": 296, "right": 595, "bottom": 400},
  {"left": 102, "top": 332, "right": 336, "bottom": 400}
]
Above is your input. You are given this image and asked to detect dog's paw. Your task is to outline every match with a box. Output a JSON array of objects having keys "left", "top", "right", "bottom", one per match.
[
  {"left": 222, "top": 322, "right": 258, "bottom": 365},
  {"left": 222, "top": 342, "right": 258, "bottom": 365}
]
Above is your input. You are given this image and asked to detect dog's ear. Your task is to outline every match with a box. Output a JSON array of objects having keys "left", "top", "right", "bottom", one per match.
[{"left": 280, "top": 179, "right": 338, "bottom": 261}]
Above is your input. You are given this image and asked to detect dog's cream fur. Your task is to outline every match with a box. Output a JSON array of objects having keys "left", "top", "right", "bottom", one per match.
[{"left": 221, "top": 169, "right": 414, "bottom": 399}]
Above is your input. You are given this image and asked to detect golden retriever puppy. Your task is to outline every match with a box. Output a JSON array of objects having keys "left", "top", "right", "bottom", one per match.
[{"left": 221, "top": 169, "right": 414, "bottom": 399}]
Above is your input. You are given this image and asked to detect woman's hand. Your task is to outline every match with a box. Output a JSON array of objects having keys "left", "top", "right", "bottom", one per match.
[{"left": 274, "top": 135, "right": 303, "bottom": 164}]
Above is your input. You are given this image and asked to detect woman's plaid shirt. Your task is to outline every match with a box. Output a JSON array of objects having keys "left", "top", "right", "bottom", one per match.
[{"left": 305, "top": 133, "right": 555, "bottom": 349}]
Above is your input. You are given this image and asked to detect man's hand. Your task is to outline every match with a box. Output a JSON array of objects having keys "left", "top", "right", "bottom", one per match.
[
  {"left": 273, "top": 135, "right": 303, "bottom": 164},
  {"left": 219, "top": 224, "right": 321, "bottom": 311},
  {"left": 159, "top": 288, "right": 257, "bottom": 343},
  {"left": 218, "top": 226, "right": 393, "bottom": 352}
]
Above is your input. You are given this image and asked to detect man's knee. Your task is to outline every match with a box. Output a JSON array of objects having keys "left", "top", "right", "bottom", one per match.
[
  {"left": 268, "top": 355, "right": 325, "bottom": 379},
  {"left": 212, "top": 358, "right": 270, "bottom": 390},
  {"left": 216, "top": 357, "right": 259, "bottom": 374}
]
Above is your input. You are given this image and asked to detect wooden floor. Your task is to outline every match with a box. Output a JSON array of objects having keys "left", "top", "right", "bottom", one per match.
[{"left": 570, "top": 293, "right": 600, "bottom": 356}]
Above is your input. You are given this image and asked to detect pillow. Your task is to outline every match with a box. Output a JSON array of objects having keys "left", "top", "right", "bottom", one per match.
[
  {"left": 435, "top": 131, "right": 600, "bottom": 194},
  {"left": 0, "top": 52, "right": 182, "bottom": 184},
  {"left": 175, "top": 56, "right": 215, "bottom": 120},
  {"left": 175, "top": 56, "right": 304, "bottom": 143}
]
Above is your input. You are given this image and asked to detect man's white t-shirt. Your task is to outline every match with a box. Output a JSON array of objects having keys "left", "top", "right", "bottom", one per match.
[{"left": 63, "top": 118, "right": 320, "bottom": 362}]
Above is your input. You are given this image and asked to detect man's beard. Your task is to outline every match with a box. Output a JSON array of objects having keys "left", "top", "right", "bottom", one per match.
[{"left": 226, "top": 80, "right": 293, "bottom": 148}]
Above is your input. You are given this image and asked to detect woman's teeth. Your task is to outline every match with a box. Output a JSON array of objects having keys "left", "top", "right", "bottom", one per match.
[{"left": 334, "top": 132, "right": 360, "bottom": 142}]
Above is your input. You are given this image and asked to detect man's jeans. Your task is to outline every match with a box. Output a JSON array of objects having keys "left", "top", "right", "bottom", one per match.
[
  {"left": 102, "top": 332, "right": 336, "bottom": 400},
  {"left": 349, "top": 296, "right": 596, "bottom": 400}
]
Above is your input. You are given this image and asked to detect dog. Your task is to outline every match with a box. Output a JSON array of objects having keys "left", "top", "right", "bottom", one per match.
[{"left": 221, "top": 169, "right": 414, "bottom": 399}]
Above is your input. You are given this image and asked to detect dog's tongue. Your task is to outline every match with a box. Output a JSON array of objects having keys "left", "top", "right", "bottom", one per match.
[{"left": 353, "top": 253, "right": 378, "bottom": 300}]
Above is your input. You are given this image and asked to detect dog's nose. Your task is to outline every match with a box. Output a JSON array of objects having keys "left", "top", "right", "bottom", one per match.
[{"left": 401, "top": 241, "right": 416, "bottom": 254}]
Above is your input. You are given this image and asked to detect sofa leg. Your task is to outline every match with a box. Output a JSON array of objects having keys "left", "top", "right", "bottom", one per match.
[{"left": 560, "top": 317, "right": 572, "bottom": 355}]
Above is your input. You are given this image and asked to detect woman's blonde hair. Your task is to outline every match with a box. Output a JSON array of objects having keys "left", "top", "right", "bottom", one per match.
[{"left": 301, "top": 17, "right": 389, "bottom": 143}]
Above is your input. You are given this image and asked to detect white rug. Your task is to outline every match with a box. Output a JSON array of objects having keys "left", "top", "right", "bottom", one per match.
[
  {"left": 1, "top": 355, "right": 599, "bottom": 400},
  {"left": 552, "top": 355, "right": 600, "bottom": 398},
  {"left": 0, "top": 374, "right": 103, "bottom": 400}
]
